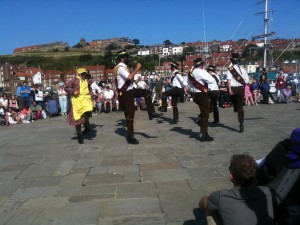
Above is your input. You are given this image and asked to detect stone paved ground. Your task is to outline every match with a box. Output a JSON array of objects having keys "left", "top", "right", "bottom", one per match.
[{"left": 0, "top": 100, "right": 299, "bottom": 225}]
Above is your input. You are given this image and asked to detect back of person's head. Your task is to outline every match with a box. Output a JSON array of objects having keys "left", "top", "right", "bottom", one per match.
[{"left": 229, "top": 154, "right": 258, "bottom": 187}]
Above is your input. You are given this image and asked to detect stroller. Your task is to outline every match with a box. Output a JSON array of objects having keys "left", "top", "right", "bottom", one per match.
[{"left": 256, "top": 128, "right": 300, "bottom": 225}]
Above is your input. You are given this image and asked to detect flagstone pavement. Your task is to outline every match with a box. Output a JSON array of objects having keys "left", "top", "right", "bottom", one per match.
[{"left": 0, "top": 100, "right": 299, "bottom": 225}]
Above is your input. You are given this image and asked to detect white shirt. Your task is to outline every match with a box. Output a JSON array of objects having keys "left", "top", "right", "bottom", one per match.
[
  {"left": 35, "top": 90, "right": 44, "bottom": 101},
  {"left": 208, "top": 72, "right": 220, "bottom": 91},
  {"left": 171, "top": 70, "right": 186, "bottom": 88},
  {"left": 136, "top": 80, "right": 147, "bottom": 89},
  {"left": 91, "top": 82, "right": 102, "bottom": 95},
  {"left": 226, "top": 64, "right": 249, "bottom": 87},
  {"left": 103, "top": 89, "right": 114, "bottom": 99},
  {"left": 116, "top": 62, "right": 134, "bottom": 91},
  {"left": 188, "top": 68, "right": 215, "bottom": 93}
]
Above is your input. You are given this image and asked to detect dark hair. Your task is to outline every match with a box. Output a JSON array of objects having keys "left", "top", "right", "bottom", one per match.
[{"left": 229, "top": 154, "right": 257, "bottom": 186}]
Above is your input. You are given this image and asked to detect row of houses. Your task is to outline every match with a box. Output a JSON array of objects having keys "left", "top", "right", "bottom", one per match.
[{"left": 1, "top": 57, "right": 299, "bottom": 94}]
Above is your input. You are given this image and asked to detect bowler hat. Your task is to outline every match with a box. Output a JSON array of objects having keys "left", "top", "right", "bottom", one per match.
[
  {"left": 170, "top": 61, "right": 179, "bottom": 69},
  {"left": 116, "top": 50, "right": 129, "bottom": 58},
  {"left": 193, "top": 58, "right": 204, "bottom": 67},
  {"left": 207, "top": 65, "right": 216, "bottom": 72},
  {"left": 230, "top": 53, "right": 240, "bottom": 64}
]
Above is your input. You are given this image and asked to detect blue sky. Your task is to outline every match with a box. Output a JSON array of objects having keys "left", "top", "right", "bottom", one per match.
[{"left": 0, "top": 0, "right": 299, "bottom": 55}]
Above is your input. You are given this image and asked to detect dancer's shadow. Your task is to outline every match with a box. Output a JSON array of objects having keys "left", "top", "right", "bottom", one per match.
[
  {"left": 170, "top": 126, "right": 200, "bottom": 141},
  {"left": 183, "top": 208, "right": 208, "bottom": 225},
  {"left": 188, "top": 117, "right": 239, "bottom": 133},
  {"left": 71, "top": 124, "right": 103, "bottom": 141},
  {"left": 156, "top": 115, "right": 176, "bottom": 124},
  {"left": 115, "top": 128, "right": 158, "bottom": 139}
]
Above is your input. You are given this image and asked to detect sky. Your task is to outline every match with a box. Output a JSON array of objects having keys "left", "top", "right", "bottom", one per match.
[{"left": 0, "top": 0, "right": 299, "bottom": 55}]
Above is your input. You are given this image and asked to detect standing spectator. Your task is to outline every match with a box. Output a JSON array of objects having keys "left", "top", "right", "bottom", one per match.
[
  {"left": 275, "top": 68, "right": 287, "bottom": 102},
  {"left": 20, "top": 81, "right": 31, "bottom": 109},
  {"left": 8, "top": 95, "right": 19, "bottom": 112},
  {"left": 278, "top": 84, "right": 292, "bottom": 103},
  {"left": 153, "top": 75, "right": 164, "bottom": 105},
  {"left": 34, "top": 85, "right": 46, "bottom": 109},
  {"left": 244, "top": 83, "right": 254, "bottom": 106},
  {"left": 227, "top": 53, "right": 249, "bottom": 133},
  {"left": 16, "top": 83, "right": 22, "bottom": 106},
  {"left": 198, "top": 154, "right": 274, "bottom": 225},
  {"left": 57, "top": 83, "right": 68, "bottom": 115},
  {"left": 65, "top": 68, "right": 93, "bottom": 144}
]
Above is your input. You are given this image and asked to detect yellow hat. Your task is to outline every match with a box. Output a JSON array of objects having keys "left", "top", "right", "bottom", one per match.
[{"left": 77, "top": 68, "right": 88, "bottom": 75}]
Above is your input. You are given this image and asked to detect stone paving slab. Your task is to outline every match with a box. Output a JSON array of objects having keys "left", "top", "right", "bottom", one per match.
[{"left": 0, "top": 100, "right": 299, "bottom": 225}]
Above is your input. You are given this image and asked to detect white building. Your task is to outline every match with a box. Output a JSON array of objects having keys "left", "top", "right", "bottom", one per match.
[
  {"left": 137, "top": 50, "right": 150, "bottom": 56},
  {"left": 172, "top": 46, "right": 183, "bottom": 55}
]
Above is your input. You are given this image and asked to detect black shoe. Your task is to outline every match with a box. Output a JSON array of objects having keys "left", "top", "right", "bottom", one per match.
[
  {"left": 213, "top": 120, "right": 219, "bottom": 124},
  {"left": 77, "top": 133, "right": 84, "bottom": 144},
  {"left": 199, "top": 133, "right": 214, "bottom": 142},
  {"left": 149, "top": 112, "right": 161, "bottom": 120},
  {"left": 239, "top": 123, "right": 244, "bottom": 133},
  {"left": 159, "top": 108, "right": 167, "bottom": 112},
  {"left": 169, "top": 119, "right": 179, "bottom": 124},
  {"left": 126, "top": 135, "right": 139, "bottom": 144}
]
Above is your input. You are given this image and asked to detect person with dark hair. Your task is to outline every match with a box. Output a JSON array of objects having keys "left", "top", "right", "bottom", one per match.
[
  {"left": 159, "top": 61, "right": 187, "bottom": 124},
  {"left": 113, "top": 50, "right": 160, "bottom": 144},
  {"left": 65, "top": 68, "right": 94, "bottom": 144},
  {"left": 199, "top": 154, "right": 275, "bottom": 225},
  {"left": 227, "top": 53, "right": 249, "bottom": 133},
  {"left": 260, "top": 79, "right": 276, "bottom": 104}
]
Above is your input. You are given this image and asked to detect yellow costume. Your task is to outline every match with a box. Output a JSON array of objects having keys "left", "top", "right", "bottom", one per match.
[{"left": 71, "top": 76, "right": 93, "bottom": 121}]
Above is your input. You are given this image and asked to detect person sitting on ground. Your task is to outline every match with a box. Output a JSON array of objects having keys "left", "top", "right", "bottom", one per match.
[
  {"left": 250, "top": 78, "right": 261, "bottom": 105},
  {"left": 103, "top": 85, "right": 114, "bottom": 113},
  {"left": 30, "top": 101, "right": 43, "bottom": 120},
  {"left": 199, "top": 154, "right": 275, "bottom": 225},
  {"left": 19, "top": 105, "right": 32, "bottom": 123},
  {"left": 45, "top": 96, "right": 59, "bottom": 117},
  {"left": 260, "top": 79, "right": 276, "bottom": 104},
  {"left": 5, "top": 107, "right": 19, "bottom": 125},
  {"left": 278, "top": 84, "right": 292, "bottom": 103},
  {"left": 8, "top": 95, "right": 19, "bottom": 112}
]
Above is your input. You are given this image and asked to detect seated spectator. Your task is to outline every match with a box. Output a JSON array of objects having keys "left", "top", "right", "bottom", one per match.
[
  {"left": 5, "top": 107, "right": 19, "bottom": 125},
  {"left": 0, "top": 93, "right": 8, "bottom": 110},
  {"left": 278, "top": 85, "right": 292, "bottom": 103},
  {"left": 8, "top": 95, "right": 19, "bottom": 112},
  {"left": 218, "top": 81, "right": 231, "bottom": 108},
  {"left": 103, "top": 85, "right": 114, "bottom": 113},
  {"left": 19, "top": 105, "right": 32, "bottom": 123},
  {"left": 250, "top": 79, "right": 261, "bottom": 105},
  {"left": 0, "top": 102, "right": 5, "bottom": 125},
  {"left": 30, "top": 101, "right": 43, "bottom": 120},
  {"left": 199, "top": 154, "right": 274, "bottom": 225},
  {"left": 45, "top": 96, "right": 59, "bottom": 117},
  {"left": 260, "top": 79, "right": 275, "bottom": 104}
]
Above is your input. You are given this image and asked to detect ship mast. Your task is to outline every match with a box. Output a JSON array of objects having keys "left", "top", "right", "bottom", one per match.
[{"left": 252, "top": 0, "right": 275, "bottom": 69}]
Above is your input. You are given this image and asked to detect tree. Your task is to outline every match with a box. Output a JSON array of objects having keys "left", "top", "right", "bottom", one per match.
[
  {"left": 163, "top": 40, "right": 173, "bottom": 47},
  {"left": 132, "top": 39, "right": 140, "bottom": 46}
]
